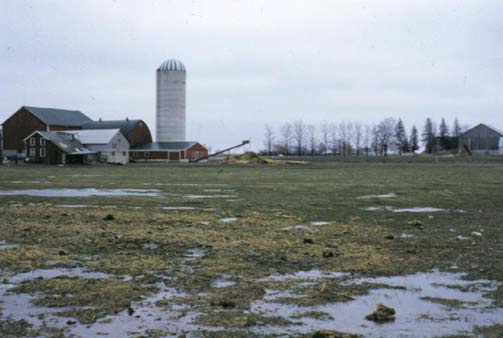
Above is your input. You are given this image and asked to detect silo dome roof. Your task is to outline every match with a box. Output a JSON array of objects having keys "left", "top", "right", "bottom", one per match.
[{"left": 159, "top": 59, "right": 186, "bottom": 71}]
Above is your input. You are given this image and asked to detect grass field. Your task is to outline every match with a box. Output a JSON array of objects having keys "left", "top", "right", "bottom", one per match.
[{"left": 1, "top": 161, "right": 503, "bottom": 337}]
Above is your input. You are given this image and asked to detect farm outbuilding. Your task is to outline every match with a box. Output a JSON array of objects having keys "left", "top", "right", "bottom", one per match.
[
  {"left": 458, "top": 124, "right": 503, "bottom": 156},
  {"left": 2, "top": 106, "right": 92, "bottom": 157},
  {"left": 81, "top": 119, "right": 152, "bottom": 148},
  {"left": 24, "top": 129, "right": 129, "bottom": 165},
  {"left": 63, "top": 129, "right": 130, "bottom": 164},
  {"left": 24, "top": 131, "right": 95, "bottom": 165},
  {"left": 130, "top": 142, "right": 208, "bottom": 162}
]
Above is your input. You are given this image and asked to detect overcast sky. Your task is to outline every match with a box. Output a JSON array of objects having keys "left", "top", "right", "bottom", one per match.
[{"left": 1, "top": 0, "right": 502, "bottom": 150}]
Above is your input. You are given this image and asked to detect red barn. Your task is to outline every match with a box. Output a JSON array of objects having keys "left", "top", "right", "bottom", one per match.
[
  {"left": 2, "top": 106, "right": 153, "bottom": 157},
  {"left": 130, "top": 142, "right": 208, "bottom": 162},
  {"left": 2, "top": 106, "right": 92, "bottom": 156}
]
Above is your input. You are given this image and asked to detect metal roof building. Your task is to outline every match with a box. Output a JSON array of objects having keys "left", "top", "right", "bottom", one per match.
[
  {"left": 458, "top": 123, "right": 503, "bottom": 156},
  {"left": 23, "top": 106, "right": 92, "bottom": 126},
  {"left": 63, "top": 129, "right": 122, "bottom": 145}
]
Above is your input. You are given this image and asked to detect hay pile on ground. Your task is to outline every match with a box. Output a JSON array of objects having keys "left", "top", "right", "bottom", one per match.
[
  {"left": 226, "top": 152, "right": 268, "bottom": 164},
  {"left": 226, "top": 152, "right": 310, "bottom": 165}
]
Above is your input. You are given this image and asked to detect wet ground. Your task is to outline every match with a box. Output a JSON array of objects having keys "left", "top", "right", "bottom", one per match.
[{"left": 1, "top": 162, "right": 503, "bottom": 337}]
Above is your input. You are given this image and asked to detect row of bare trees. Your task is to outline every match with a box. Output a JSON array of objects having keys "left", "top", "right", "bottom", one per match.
[{"left": 262, "top": 118, "right": 465, "bottom": 157}]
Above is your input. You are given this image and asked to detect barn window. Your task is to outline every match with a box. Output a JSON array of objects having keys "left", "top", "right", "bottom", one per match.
[
  {"left": 40, "top": 148, "right": 46, "bottom": 158},
  {"left": 40, "top": 138, "right": 46, "bottom": 146},
  {"left": 30, "top": 137, "right": 36, "bottom": 146}
]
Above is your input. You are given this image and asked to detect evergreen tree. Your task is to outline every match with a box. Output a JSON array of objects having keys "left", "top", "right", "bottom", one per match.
[
  {"left": 401, "top": 129, "right": 410, "bottom": 154},
  {"left": 452, "top": 117, "right": 461, "bottom": 137},
  {"left": 394, "top": 118, "right": 407, "bottom": 155},
  {"left": 439, "top": 118, "right": 449, "bottom": 150},
  {"left": 422, "top": 118, "right": 435, "bottom": 153},
  {"left": 410, "top": 125, "right": 419, "bottom": 154}
]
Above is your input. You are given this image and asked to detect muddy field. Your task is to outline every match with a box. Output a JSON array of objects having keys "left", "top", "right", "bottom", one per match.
[{"left": 1, "top": 162, "right": 503, "bottom": 337}]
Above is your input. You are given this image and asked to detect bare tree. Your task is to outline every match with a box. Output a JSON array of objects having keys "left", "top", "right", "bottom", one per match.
[
  {"left": 329, "top": 123, "right": 338, "bottom": 156},
  {"left": 307, "top": 124, "right": 317, "bottom": 156},
  {"left": 320, "top": 121, "right": 330, "bottom": 156},
  {"left": 338, "top": 122, "right": 348, "bottom": 156},
  {"left": 363, "top": 124, "right": 372, "bottom": 156},
  {"left": 263, "top": 125, "right": 275, "bottom": 156},
  {"left": 377, "top": 118, "right": 396, "bottom": 156},
  {"left": 353, "top": 122, "right": 363, "bottom": 156},
  {"left": 279, "top": 122, "right": 293, "bottom": 156},
  {"left": 371, "top": 124, "right": 379, "bottom": 155},
  {"left": 292, "top": 120, "right": 306, "bottom": 156}
]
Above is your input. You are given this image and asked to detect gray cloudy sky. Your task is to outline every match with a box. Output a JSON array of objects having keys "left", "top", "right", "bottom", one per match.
[{"left": 1, "top": 0, "right": 502, "bottom": 150}]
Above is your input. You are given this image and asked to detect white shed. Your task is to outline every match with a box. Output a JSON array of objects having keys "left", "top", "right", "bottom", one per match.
[{"left": 65, "top": 129, "right": 129, "bottom": 164}]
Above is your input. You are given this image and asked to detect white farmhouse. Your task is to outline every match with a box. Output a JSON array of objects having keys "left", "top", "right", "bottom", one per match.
[{"left": 66, "top": 129, "right": 129, "bottom": 164}]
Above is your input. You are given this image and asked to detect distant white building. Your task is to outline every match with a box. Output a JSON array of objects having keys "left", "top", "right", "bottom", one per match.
[{"left": 65, "top": 129, "right": 129, "bottom": 164}]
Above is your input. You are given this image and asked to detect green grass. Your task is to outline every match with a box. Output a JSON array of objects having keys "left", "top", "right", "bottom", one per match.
[{"left": 1, "top": 161, "right": 503, "bottom": 336}]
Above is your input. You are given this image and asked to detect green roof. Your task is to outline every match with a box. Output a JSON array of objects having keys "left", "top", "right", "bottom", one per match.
[
  {"left": 24, "top": 106, "right": 92, "bottom": 126},
  {"left": 131, "top": 142, "right": 198, "bottom": 151},
  {"left": 81, "top": 119, "right": 144, "bottom": 140}
]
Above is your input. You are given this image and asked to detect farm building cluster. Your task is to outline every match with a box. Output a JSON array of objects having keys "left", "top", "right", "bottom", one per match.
[
  {"left": 0, "top": 59, "right": 208, "bottom": 165},
  {"left": 1, "top": 106, "right": 207, "bottom": 164}
]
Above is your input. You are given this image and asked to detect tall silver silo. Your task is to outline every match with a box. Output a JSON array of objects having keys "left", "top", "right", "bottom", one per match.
[{"left": 156, "top": 59, "right": 186, "bottom": 142}]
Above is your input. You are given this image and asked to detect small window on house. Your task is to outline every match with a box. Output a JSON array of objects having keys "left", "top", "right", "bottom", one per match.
[
  {"left": 123, "top": 152, "right": 126, "bottom": 156},
  {"left": 30, "top": 148, "right": 36, "bottom": 157},
  {"left": 133, "top": 152, "right": 137, "bottom": 157},
  {"left": 111, "top": 152, "right": 116, "bottom": 156},
  {"left": 30, "top": 137, "right": 36, "bottom": 146},
  {"left": 40, "top": 148, "right": 46, "bottom": 158},
  {"left": 112, "top": 143, "right": 117, "bottom": 149},
  {"left": 40, "top": 138, "right": 46, "bottom": 146},
  {"left": 144, "top": 152, "right": 150, "bottom": 158}
]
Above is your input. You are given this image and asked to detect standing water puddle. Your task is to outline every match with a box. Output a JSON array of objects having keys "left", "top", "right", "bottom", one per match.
[
  {"left": 220, "top": 217, "right": 238, "bottom": 223},
  {"left": 0, "top": 189, "right": 162, "bottom": 197},
  {"left": 251, "top": 270, "right": 503, "bottom": 337},
  {"left": 6, "top": 267, "right": 112, "bottom": 283},
  {"left": 362, "top": 206, "right": 447, "bottom": 213},
  {"left": 357, "top": 193, "right": 397, "bottom": 199},
  {"left": 212, "top": 274, "right": 237, "bottom": 288},
  {"left": 183, "top": 194, "right": 238, "bottom": 199},
  {"left": 161, "top": 206, "right": 197, "bottom": 210},
  {"left": 0, "top": 240, "right": 19, "bottom": 250},
  {"left": 0, "top": 259, "right": 213, "bottom": 336}
]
